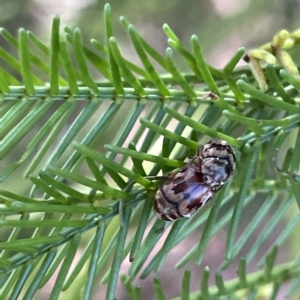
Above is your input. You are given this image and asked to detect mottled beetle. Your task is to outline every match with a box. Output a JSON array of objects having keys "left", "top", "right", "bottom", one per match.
[{"left": 154, "top": 139, "right": 236, "bottom": 221}]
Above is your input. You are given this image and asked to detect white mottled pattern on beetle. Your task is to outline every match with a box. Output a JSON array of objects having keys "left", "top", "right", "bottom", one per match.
[{"left": 154, "top": 139, "right": 236, "bottom": 221}]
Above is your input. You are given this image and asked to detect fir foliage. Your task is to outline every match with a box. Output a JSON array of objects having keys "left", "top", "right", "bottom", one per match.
[{"left": 1, "top": 3, "right": 300, "bottom": 299}]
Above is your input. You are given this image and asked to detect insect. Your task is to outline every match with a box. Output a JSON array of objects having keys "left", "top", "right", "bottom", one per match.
[{"left": 154, "top": 139, "right": 236, "bottom": 221}]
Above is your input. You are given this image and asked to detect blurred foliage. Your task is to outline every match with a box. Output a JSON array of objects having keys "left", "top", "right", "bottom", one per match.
[{"left": 2, "top": 0, "right": 300, "bottom": 66}]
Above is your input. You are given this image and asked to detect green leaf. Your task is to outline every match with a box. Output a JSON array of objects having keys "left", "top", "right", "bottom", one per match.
[{"left": 2, "top": 5, "right": 300, "bottom": 300}]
